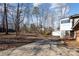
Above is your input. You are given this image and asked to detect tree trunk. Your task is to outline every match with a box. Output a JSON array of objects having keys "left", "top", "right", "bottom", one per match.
[
  {"left": 2, "top": 16, "right": 5, "bottom": 32},
  {"left": 16, "top": 3, "right": 20, "bottom": 36},
  {"left": 36, "top": 15, "right": 38, "bottom": 27},
  {"left": 4, "top": 3, "right": 8, "bottom": 34}
]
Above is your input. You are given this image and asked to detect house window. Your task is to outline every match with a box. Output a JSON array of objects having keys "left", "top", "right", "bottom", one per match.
[{"left": 61, "top": 20, "right": 70, "bottom": 24}]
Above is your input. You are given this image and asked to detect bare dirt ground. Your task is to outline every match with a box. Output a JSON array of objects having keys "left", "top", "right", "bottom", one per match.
[
  {"left": 0, "top": 32, "right": 55, "bottom": 50},
  {"left": 0, "top": 39, "right": 79, "bottom": 56},
  {"left": 0, "top": 33, "right": 79, "bottom": 56},
  {"left": 65, "top": 40, "right": 79, "bottom": 48},
  {"left": 0, "top": 33, "right": 44, "bottom": 50}
]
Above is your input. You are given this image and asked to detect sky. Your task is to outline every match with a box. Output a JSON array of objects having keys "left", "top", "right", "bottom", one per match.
[
  {"left": 68, "top": 3, "right": 79, "bottom": 15},
  {"left": 32, "top": 3, "right": 79, "bottom": 30},
  {"left": 0, "top": 3, "right": 79, "bottom": 30},
  {"left": 17, "top": 3, "right": 79, "bottom": 29},
  {"left": 32, "top": 3, "right": 79, "bottom": 19},
  {"left": 34, "top": 3, "right": 79, "bottom": 16}
]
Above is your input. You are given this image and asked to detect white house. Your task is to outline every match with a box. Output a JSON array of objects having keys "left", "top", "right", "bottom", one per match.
[
  {"left": 60, "top": 17, "right": 73, "bottom": 38},
  {"left": 52, "top": 17, "right": 73, "bottom": 38}
]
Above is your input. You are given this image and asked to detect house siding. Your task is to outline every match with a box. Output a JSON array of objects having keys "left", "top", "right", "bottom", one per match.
[{"left": 76, "top": 30, "right": 79, "bottom": 41}]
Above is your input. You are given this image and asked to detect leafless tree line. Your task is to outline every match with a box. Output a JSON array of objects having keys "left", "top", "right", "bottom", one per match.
[{"left": 0, "top": 3, "right": 54, "bottom": 35}]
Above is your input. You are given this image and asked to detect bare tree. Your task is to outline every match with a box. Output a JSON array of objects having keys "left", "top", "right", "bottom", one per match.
[
  {"left": 3, "top": 3, "right": 8, "bottom": 34},
  {"left": 14, "top": 3, "right": 19, "bottom": 35},
  {"left": 8, "top": 3, "right": 25, "bottom": 35},
  {"left": 32, "top": 6, "right": 40, "bottom": 27},
  {"left": 44, "top": 10, "right": 48, "bottom": 28},
  {"left": 25, "top": 4, "right": 31, "bottom": 27}
]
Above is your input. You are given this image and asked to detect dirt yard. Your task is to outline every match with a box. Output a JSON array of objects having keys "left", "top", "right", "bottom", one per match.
[
  {"left": 0, "top": 39, "right": 79, "bottom": 56},
  {"left": 0, "top": 33, "right": 79, "bottom": 56}
]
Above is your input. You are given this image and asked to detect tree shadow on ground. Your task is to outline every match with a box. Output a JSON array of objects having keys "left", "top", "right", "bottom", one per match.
[{"left": 0, "top": 36, "right": 43, "bottom": 51}]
